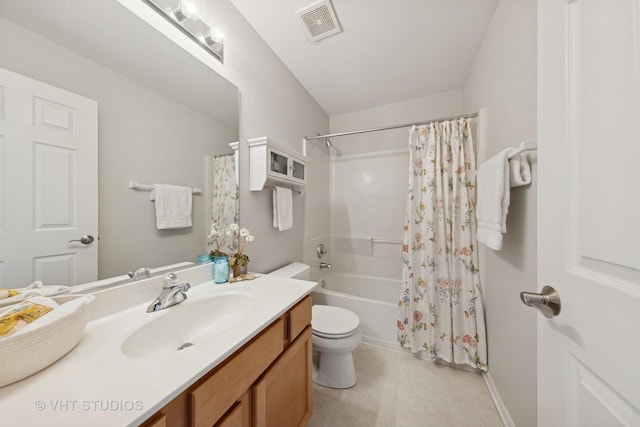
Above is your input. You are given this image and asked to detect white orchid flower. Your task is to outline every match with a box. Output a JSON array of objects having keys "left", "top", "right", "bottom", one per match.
[
  {"left": 246, "top": 235, "right": 255, "bottom": 242},
  {"left": 240, "top": 228, "right": 250, "bottom": 238}
]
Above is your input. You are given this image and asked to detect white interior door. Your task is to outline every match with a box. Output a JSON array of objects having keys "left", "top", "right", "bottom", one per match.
[
  {"left": 0, "top": 67, "right": 98, "bottom": 288},
  {"left": 537, "top": 0, "right": 640, "bottom": 425}
]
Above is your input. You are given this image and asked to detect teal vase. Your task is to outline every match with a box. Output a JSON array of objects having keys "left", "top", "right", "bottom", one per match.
[{"left": 213, "top": 256, "right": 230, "bottom": 284}]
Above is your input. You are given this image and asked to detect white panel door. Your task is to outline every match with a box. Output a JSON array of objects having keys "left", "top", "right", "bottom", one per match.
[
  {"left": 0, "top": 67, "right": 98, "bottom": 287},
  {"left": 538, "top": 0, "right": 640, "bottom": 425}
]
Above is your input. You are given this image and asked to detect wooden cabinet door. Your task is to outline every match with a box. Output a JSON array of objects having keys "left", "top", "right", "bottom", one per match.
[{"left": 253, "top": 327, "right": 312, "bottom": 427}]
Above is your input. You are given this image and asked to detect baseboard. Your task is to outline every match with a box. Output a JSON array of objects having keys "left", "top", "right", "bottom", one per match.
[
  {"left": 360, "top": 335, "right": 401, "bottom": 351},
  {"left": 482, "top": 372, "right": 515, "bottom": 427},
  {"left": 361, "top": 337, "right": 484, "bottom": 372}
]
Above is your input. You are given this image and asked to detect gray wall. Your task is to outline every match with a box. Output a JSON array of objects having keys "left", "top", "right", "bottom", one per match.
[
  {"left": 0, "top": 17, "right": 238, "bottom": 278},
  {"left": 195, "top": 0, "right": 330, "bottom": 273},
  {"left": 462, "top": 0, "right": 538, "bottom": 425}
]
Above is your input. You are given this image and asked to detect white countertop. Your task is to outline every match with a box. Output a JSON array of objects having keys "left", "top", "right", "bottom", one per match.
[{"left": 0, "top": 264, "right": 316, "bottom": 427}]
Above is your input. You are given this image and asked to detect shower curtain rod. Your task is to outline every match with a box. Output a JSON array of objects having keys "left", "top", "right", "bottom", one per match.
[{"left": 304, "top": 112, "right": 478, "bottom": 141}]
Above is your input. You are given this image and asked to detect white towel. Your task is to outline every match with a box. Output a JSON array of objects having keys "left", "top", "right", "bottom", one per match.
[
  {"left": 272, "top": 186, "right": 293, "bottom": 231},
  {"left": 476, "top": 149, "right": 511, "bottom": 250},
  {"left": 509, "top": 153, "right": 532, "bottom": 188},
  {"left": 151, "top": 184, "right": 193, "bottom": 229}
]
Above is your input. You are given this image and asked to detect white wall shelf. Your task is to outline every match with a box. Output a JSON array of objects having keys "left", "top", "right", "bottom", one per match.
[{"left": 248, "top": 136, "right": 307, "bottom": 192}]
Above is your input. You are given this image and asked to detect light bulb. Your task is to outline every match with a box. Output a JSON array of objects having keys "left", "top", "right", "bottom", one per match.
[
  {"left": 211, "top": 29, "right": 225, "bottom": 43},
  {"left": 205, "top": 29, "right": 225, "bottom": 45},
  {"left": 177, "top": 0, "right": 201, "bottom": 20}
]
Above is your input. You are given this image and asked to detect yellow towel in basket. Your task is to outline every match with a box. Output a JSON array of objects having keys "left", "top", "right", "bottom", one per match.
[
  {"left": 0, "top": 302, "right": 53, "bottom": 337},
  {"left": 0, "top": 289, "right": 20, "bottom": 300}
]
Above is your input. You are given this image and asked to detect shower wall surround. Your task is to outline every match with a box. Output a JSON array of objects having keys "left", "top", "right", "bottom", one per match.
[
  {"left": 330, "top": 149, "right": 407, "bottom": 279},
  {"left": 327, "top": 89, "right": 464, "bottom": 278}
]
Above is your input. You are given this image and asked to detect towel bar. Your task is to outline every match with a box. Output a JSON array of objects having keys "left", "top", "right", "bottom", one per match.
[
  {"left": 264, "top": 185, "right": 302, "bottom": 195},
  {"left": 128, "top": 181, "right": 202, "bottom": 195},
  {"left": 507, "top": 140, "right": 537, "bottom": 160},
  {"left": 371, "top": 238, "right": 403, "bottom": 245}
]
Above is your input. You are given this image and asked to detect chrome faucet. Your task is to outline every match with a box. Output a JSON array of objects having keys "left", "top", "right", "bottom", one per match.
[
  {"left": 128, "top": 267, "right": 151, "bottom": 281},
  {"left": 319, "top": 262, "right": 332, "bottom": 269},
  {"left": 146, "top": 273, "right": 191, "bottom": 312}
]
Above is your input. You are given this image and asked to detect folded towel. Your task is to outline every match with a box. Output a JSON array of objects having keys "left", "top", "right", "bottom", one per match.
[
  {"left": 509, "top": 153, "right": 532, "bottom": 188},
  {"left": 272, "top": 186, "right": 293, "bottom": 231},
  {"left": 0, "top": 289, "right": 20, "bottom": 300},
  {"left": 0, "top": 296, "right": 58, "bottom": 337},
  {"left": 476, "top": 149, "right": 511, "bottom": 250},
  {"left": 151, "top": 184, "right": 193, "bottom": 229}
]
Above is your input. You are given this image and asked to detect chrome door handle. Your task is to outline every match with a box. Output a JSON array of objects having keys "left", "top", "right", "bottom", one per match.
[
  {"left": 68, "top": 234, "right": 95, "bottom": 245},
  {"left": 520, "top": 285, "right": 561, "bottom": 318}
]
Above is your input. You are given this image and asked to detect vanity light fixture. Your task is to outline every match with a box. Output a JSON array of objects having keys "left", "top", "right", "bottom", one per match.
[
  {"left": 142, "top": 0, "right": 224, "bottom": 62},
  {"left": 174, "top": 0, "right": 201, "bottom": 21}
]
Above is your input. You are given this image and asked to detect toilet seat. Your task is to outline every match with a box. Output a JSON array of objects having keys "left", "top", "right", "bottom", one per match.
[{"left": 312, "top": 305, "right": 360, "bottom": 339}]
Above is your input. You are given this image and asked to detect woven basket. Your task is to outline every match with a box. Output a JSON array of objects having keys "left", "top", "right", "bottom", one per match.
[{"left": 0, "top": 294, "right": 94, "bottom": 388}]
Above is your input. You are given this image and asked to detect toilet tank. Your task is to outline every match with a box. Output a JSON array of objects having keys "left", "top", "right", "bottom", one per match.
[{"left": 268, "top": 262, "right": 311, "bottom": 280}]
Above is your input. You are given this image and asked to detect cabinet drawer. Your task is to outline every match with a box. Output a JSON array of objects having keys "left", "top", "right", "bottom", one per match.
[
  {"left": 141, "top": 413, "right": 167, "bottom": 427},
  {"left": 215, "top": 389, "right": 251, "bottom": 427},
  {"left": 190, "top": 318, "right": 284, "bottom": 427},
  {"left": 288, "top": 296, "right": 311, "bottom": 342}
]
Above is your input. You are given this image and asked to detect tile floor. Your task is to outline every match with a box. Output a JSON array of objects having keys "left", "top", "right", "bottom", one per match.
[{"left": 308, "top": 343, "right": 503, "bottom": 427}]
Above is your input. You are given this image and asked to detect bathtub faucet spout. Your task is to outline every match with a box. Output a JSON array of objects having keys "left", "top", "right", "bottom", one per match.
[{"left": 319, "top": 262, "right": 332, "bottom": 269}]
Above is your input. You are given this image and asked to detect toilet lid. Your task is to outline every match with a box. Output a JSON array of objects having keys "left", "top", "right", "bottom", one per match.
[{"left": 312, "top": 305, "right": 359, "bottom": 337}]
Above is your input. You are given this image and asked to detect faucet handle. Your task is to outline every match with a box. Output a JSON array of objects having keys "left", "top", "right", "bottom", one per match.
[
  {"left": 128, "top": 267, "right": 151, "bottom": 280},
  {"left": 163, "top": 272, "right": 178, "bottom": 288}
]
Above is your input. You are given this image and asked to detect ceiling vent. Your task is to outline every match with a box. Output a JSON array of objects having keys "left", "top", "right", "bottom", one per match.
[{"left": 296, "top": 0, "right": 342, "bottom": 44}]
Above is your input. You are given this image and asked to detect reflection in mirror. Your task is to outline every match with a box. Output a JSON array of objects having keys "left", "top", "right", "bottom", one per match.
[
  {"left": 209, "top": 153, "right": 239, "bottom": 231},
  {"left": 0, "top": 0, "right": 239, "bottom": 288}
]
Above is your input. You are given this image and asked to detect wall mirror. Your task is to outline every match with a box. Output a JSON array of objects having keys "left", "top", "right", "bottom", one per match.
[{"left": 0, "top": 0, "right": 239, "bottom": 287}]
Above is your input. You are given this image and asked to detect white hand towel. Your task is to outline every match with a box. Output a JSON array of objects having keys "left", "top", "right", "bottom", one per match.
[
  {"left": 272, "top": 186, "right": 293, "bottom": 231},
  {"left": 509, "top": 153, "right": 532, "bottom": 188},
  {"left": 151, "top": 184, "right": 193, "bottom": 229},
  {"left": 476, "top": 149, "right": 511, "bottom": 250}
]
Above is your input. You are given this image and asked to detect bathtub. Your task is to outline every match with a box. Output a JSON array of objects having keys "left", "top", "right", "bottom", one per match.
[{"left": 311, "top": 273, "right": 399, "bottom": 348}]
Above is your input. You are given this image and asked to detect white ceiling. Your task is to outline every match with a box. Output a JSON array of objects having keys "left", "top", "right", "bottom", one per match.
[{"left": 229, "top": 0, "right": 499, "bottom": 116}]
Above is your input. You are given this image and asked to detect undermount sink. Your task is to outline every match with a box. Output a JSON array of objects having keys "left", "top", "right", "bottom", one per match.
[{"left": 121, "top": 288, "right": 259, "bottom": 358}]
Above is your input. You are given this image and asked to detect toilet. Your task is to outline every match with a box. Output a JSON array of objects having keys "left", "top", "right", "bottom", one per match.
[{"left": 268, "top": 262, "right": 361, "bottom": 389}]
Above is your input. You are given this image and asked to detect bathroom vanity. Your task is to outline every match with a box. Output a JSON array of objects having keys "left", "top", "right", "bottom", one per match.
[
  {"left": 0, "top": 264, "right": 316, "bottom": 427},
  {"left": 142, "top": 295, "right": 312, "bottom": 427}
]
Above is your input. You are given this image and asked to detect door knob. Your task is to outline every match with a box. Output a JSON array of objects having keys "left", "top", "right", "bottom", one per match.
[
  {"left": 520, "top": 285, "right": 561, "bottom": 318},
  {"left": 68, "top": 235, "right": 95, "bottom": 245}
]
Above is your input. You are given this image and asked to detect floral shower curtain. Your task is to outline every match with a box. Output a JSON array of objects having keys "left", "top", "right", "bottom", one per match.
[
  {"left": 211, "top": 154, "right": 239, "bottom": 230},
  {"left": 397, "top": 119, "right": 487, "bottom": 371}
]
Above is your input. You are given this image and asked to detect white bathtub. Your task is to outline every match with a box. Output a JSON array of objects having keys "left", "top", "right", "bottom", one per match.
[{"left": 311, "top": 273, "right": 399, "bottom": 348}]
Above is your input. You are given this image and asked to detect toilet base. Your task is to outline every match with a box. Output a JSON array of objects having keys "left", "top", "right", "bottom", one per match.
[
  {"left": 311, "top": 329, "right": 361, "bottom": 389},
  {"left": 313, "top": 350, "right": 358, "bottom": 389}
]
